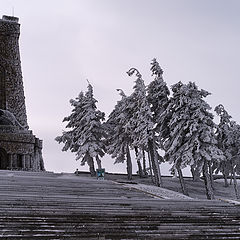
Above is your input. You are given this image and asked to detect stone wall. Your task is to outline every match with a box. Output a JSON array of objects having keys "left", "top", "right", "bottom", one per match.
[
  {"left": 0, "top": 15, "right": 28, "bottom": 129},
  {"left": 0, "top": 15, "right": 45, "bottom": 172},
  {"left": 0, "top": 126, "right": 35, "bottom": 155},
  {"left": 0, "top": 65, "right": 6, "bottom": 109}
]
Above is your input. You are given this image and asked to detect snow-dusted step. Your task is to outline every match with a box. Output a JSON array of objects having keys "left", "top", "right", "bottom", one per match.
[{"left": 0, "top": 171, "right": 240, "bottom": 239}]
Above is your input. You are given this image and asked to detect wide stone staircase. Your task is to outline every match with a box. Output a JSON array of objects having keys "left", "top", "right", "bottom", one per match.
[{"left": 0, "top": 170, "right": 240, "bottom": 239}]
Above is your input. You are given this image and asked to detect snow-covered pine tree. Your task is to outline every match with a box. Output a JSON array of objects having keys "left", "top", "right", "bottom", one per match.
[
  {"left": 231, "top": 122, "right": 240, "bottom": 182},
  {"left": 147, "top": 58, "right": 170, "bottom": 143},
  {"left": 214, "top": 104, "right": 232, "bottom": 187},
  {"left": 146, "top": 59, "right": 171, "bottom": 183},
  {"left": 55, "top": 83, "right": 105, "bottom": 176},
  {"left": 163, "top": 82, "right": 224, "bottom": 199},
  {"left": 215, "top": 104, "right": 240, "bottom": 198},
  {"left": 104, "top": 89, "right": 133, "bottom": 180},
  {"left": 127, "top": 68, "right": 162, "bottom": 186}
]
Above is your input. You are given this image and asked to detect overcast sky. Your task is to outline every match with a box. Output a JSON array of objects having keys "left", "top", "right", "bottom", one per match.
[{"left": 1, "top": 0, "right": 240, "bottom": 175}]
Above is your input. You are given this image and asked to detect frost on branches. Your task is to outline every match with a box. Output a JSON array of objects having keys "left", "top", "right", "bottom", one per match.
[
  {"left": 147, "top": 58, "right": 170, "bottom": 142},
  {"left": 163, "top": 82, "right": 224, "bottom": 199},
  {"left": 127, "top": 68, "right": 154, "bottom": 151},
  {"left": 104, "top": 89, "right": 133, "bottom": 180},
  {"left": 55, "top": 83, "right": 105, "bottom": 176},
  {"left": 127, "top": 68, "right": 162, "bottom": 186},
  {"left": 215, "top": 104, "right": 240, "bottom": 198}
]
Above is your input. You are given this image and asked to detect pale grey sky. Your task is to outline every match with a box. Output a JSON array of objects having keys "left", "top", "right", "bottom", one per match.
[{"left": 1, "top": 0, "right": 240, "bottom": 174}]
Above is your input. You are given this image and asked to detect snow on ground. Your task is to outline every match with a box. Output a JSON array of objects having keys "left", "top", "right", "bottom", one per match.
[
  {"left": 218, "top": 198, "right": 240, "bottom": 205},
  {"left": 121, "top": 182, "right": 240, "bottom": 205},
  {"left": 38, "top": 172, "right": 240, "bottom": 203},
  {"left": 114, "top": 182, "right": 194, "bottom": 200}
]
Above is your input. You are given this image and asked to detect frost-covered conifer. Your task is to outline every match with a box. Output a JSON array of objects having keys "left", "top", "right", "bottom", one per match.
[
  {"left": 147, "top": 58, "right": 170, "bottom": 141},
  {"left": 214, "top": 104, "right": 232, "bottom": 186},
  {"left": 231, "top": 122, "right": 240, "bottom": 179},
  {"left": 105, "top": 89, "right": 133, "bottom": 180},
  {"left": 215, "top": 104, "right": 240, "bottom": 198},
  {"left": 55, "top": 83, "right": 105, "bottom": 176},
  {"left": 163, "top": 82, "right": 224, "bottom": 199},
  {"left": 127, "top": 68, "right": 162, "bottom": 186},
  {"left": 127, "top": 69, "right": 153, "bottom": 149}
]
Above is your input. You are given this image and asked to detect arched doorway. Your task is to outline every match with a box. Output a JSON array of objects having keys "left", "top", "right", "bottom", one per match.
[{"left": 0, "top": 148, "right": 8, "bottom": 169}]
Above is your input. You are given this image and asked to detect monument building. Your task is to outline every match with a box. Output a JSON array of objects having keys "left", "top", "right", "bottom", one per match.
[{"left": 0, "top": 15, "right": 45, "bottom": 171}]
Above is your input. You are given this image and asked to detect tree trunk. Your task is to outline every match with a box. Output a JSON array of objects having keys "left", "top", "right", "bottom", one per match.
[
  {"left": 95, "top": 155, "right": 102, "bottom": 169},
  {"left": 154, "top": 147, "right": 162, "bottom": 185},
  {"left": 177, "top": 167, "right": 189, "bottom": 196},
  {"left": 190, "top": 165, "right": 200, "bottom": 182},
  {"left": 232, "top": 165, "right": 240, "bottom": 199},
  {"left": 126, "top": 145, "right": 132, "bottom": 180},
  {"left": 147, "top": 150, "right": 154, "bottom": 184},
  {"left": 137, "top": 160, "right": 144, "bottom": 178},
  {"left": 190, "top": 165, "right": 195, "bottom": 180},
  {"left": 208, "top": 161, "right": 215, "bottom": 190},
  {"left": 222, "top": 162, "right": 229, "bottom": 187},
  {"left": 223, "top": 171, "right": 229, "bottom": 187},
  {"left": 142, "top": 149, "right": 147, "bottom": 176},
  {"left": 148, "top": 139, "right": 162, "bottom": 187},
  {"left": 202, "top": 160, "right": 215, "bottom": 200},
  {"left": 86, "top": 153, "right": 96, "bottom": 177},
  {"left": 230, "top": 172, "right": 233, "bottom": 185},
  {"left": 135, "top": 147, "right": 144, "bottom": 178}
]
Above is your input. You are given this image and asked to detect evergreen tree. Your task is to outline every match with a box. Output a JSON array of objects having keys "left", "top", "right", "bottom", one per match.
[
  {"left": 163, "top": 82, "right": 224, "bottom": 199},
  {"left": 231, "top": 122, "right": 240, "bottom": 179},
  {"left": 105, "top": 89, "right": 133, "bottom": 180},
  {"left": 127, "top": 68, "right": 162, "bottom": 186},
  {"left": 215, "top": 104, "right": 240, "bottom": 198},
  {"left": 214, "top": 104, "right": 232, "bottom": 187},
  {"left": 147, "top": 58, "right": 170, "bottom": 144},
  {"left": 55, "top": 83, "right": 105, "bottom": 176}
]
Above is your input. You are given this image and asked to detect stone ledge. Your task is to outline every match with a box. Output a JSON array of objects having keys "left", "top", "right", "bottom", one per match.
[
  {"left": 0, "top": 133, "right": 35, "bottom": 143},
  {"left": 0, "top": 125, "right": 32, "bottom": 134},
  {"left": 0, "top": 141, "right": 34, "bottom": 154},
  {"left": 2, "top": 15, "right": 19, "bottom": 23},
  {"left": 0, "top": 19, "right": 20, "bottom": 34}
]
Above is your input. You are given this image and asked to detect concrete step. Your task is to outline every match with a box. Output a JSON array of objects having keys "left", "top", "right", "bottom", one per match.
[{"left": 0, "top": 171, "right": 240, "bottom": 239}]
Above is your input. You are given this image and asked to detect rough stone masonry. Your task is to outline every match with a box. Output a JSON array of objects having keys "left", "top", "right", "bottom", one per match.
[{"left": 0, "top": 15, "right": 45, "bottom": 171}]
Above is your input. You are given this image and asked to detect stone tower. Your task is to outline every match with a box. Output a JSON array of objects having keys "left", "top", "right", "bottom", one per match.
[{"left": 0, "top": 15, "right": 45, "bottom": 171}]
